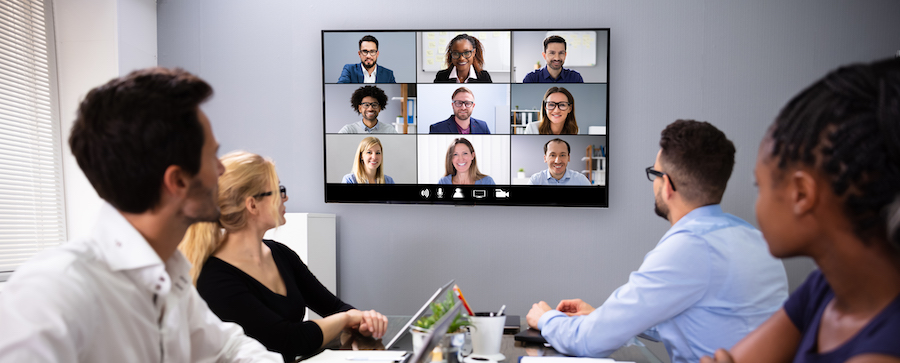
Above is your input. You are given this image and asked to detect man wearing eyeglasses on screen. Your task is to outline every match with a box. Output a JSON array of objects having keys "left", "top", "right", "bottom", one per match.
[
  {"left": 429, "top": 87, "right": 491, "bottom": 134},
  {"left": 338, "top": 85, "right": 397, "bottom": 134},
  {"left": 337, "top": 35, "right": 396, "bottom": 83},
  {"left": 526, "top": 120, "right": 788, "bottom": 363}
]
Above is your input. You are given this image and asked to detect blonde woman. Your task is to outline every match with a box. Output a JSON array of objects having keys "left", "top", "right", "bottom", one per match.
[
  {"left": 342, "top": 136, "right": 394, "bottom": 184},
  {"left": 180, "top": 151, "right": 387, "bottom": 362},
  {"left": 524, "top": 87, "right": 579, "bottom": 135},
  {"left": 437, "top": 137, "right": 495, "bottom": 185}
]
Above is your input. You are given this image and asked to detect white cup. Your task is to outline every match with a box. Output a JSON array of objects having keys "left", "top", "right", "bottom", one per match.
[{"left": 467, "top": 313, "right": 505, "bottom": 358}]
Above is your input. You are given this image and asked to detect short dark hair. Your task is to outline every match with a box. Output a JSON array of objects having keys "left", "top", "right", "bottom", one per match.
[
  {"left": 543, "top": 35, "right": 567, "bottom": 52},
  {"left": 659, "top": 119, "right": 735, "bottom": 205},
  {"left": 769, "top": 58, "right": 900, "bottom": 248},
  {"left": 544, "top": 138, "right": 570, "bottom": 155},
  {"left": 359, "top": 35, "right": 378, "bottom": 50},
  {"left": 350, "top": 85, "right": 388, "bottom": 114},
  {"left": 69, "top": 67, "right": 213, "bottom": 214}
]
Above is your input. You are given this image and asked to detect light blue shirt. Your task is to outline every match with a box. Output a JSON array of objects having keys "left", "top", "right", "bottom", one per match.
[
  {"left": 437, "top": 175, "right": 495, "bottom": 185},
  {"left": 529, "top": 169, "right": 591, "bottom": 185},
  {"left": 538, "top": 205, "right": 788, "bottom": 363},
  {"left": 341, "top": 173, "right": 394, "bottom": 184},
  {"left": 337, "top": 119, "right": 398, "bottom": 134}
]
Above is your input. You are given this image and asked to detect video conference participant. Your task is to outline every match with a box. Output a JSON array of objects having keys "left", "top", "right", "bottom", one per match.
[
  {"left": 337, "top": 35, "right": 396, "bottom": 83},
  {"left": 701, "top": 59, "right": 900, "bottom": 363},
  {"left": 524, "top": 87, "right": 579, "bottom": 134},
  {"left": 429, "top": 87, "right": 491, "bottom": 134},
  {"left": 434, "top": 34, "right": 492, "bottom": 83},
  {"left": 526, "top": 120, "right": 788, "bottom": 363},
  {"left": 338, "top": 85, "right": 397, "bottom": 134},
  {"left": 523, "top": 36, "right": 584, "bottom": 83},
  {"left": 529, "top": 138, "right": 591, "bottom": 185},
  {"left": 342, "top": 136, "right": 395, "bottom": 184},
  {"left": 0, "top": 68, "right": 281, "bottom": 362},
  {"left": 181, "top": 151, "right": 388, "bottom": 362},
  {"left": 438, "top": 137, "right": 495, "bottom": 185}
]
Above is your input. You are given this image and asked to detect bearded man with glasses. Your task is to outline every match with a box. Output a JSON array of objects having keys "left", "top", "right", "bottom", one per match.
[
  {"left": 337, "top": 35, "right": 396, "bottom": 83},
  {"left": 429, "top": 87, "right": 492, "bottom": 134},
  {"left": 338, "top": 85, "right": 397, "bottom": 134}
]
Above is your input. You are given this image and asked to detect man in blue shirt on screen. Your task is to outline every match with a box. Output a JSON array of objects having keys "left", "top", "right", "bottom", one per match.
[
  {"left": 526, "top": 120, "right": 788, "bottom": 363},
  {"left": 522, "top": 36, "right": 584, "bottom": 83},
  {"left": 529, "top": 138, "right": 590, "bottom": 185},
  {"left": 337, "top": 35, "right": 396, "bottom": 84}
]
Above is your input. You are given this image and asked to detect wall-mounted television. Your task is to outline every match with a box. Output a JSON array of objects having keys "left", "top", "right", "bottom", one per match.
[{"left": 322, "top": 29, "right": 609, "bottom": 207}]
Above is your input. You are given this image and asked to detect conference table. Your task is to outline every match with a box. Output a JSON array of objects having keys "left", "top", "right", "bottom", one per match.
[{"left": 316, "top": 316, "right": 667, "bottom": 363}]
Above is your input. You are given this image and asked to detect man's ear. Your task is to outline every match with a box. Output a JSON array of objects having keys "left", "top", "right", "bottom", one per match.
[
  {"left": 789, "top": 169, "right": 818, "bottom": 216},
  {"left": 661, "top": 175, "right": 676, "bottom": 200},
  {"left": 161, "top": 165, "right": 190, "bottom": 199}
]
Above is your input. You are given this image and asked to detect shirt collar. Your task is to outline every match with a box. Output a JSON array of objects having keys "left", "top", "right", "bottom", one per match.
[
  {"left": 448, "top": 64, "right": 477, "bottom": 83},
  {"left": 546, "top": 169, "right": 573, "bottom": 182},
  {"left": 358, "top": 118, "right": 382, "bottom": 132},
  {"left": 360, "top": 63, "right": 377, "bottom": 81}
]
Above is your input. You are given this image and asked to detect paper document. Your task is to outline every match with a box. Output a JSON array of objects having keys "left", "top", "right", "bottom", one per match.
[
  {"left": 519, "top": 357, "right": 633, "bottom": 363},
  {"left": 304, "top": 349, "right": 408, "bottom": 363}
]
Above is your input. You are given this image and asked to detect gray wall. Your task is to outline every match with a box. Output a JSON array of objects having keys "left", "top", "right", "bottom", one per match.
[
  {"left": 158, "top": 0, "right": 899, "bottom": 321},
  {"left": 512, "top": 135, "right": 606, "bottom": 181},
  {"left": 513, "top": 30, "right": 608, "bottom": 83},
  {"left": 323, "top": 31, "right": 416, "bottom": 84},
  {"left": 511, "top": 83, "right": 608, "bottom": 133}
]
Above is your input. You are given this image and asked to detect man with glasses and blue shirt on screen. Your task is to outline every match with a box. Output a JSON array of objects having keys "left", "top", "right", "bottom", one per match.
[
  {"left": 522, "top": 36, "right": 584, "bottom": 83},
  {"left": 529, "top": 138, "right": 590, "bottom": 185},
  {"left": 337, "top": 35, "right": 396, "bottom": 83},
  {"left": 429, "top": 87, "right": 491, "bottom": 134},
  {"left": 338, "top": 85, "right": 397, "bottom": 134},
  {"left": 525, "top": 120, "right": 788, "bottom": 363}
]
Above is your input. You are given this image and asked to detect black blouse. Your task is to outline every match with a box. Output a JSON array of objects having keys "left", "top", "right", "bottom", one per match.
[{"left": 197, "top": 240, "right": 354, "bottom": 362}]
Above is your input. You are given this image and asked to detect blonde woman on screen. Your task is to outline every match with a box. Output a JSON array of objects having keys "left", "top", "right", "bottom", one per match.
[
  {"left": 180, "top": 151, "right": 387, "bottom": 362},
  {"left": 437, "top": 137, "right": 495, "bottom": 185},
  {"left": 524, "top": 87, "right": 579, "bottom": 135},
  {"left": 342, "top": 136, "right": 394, "bottom": 184}
]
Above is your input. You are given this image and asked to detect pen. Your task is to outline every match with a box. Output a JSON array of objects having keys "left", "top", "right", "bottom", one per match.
[{"left": 453, "top": 284, "right": 475, "bottom": 316}]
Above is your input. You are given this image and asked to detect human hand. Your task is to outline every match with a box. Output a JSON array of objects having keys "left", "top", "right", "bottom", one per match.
[
  {"left": 700, "top": 349, "right": 736, "bottom": 363},
  {"left": 525, "top": 301, "right": 552, "bottom": 329},
  {"left": 556, "top": 298, "right": 594, "bottom": 316},
  {"left": 355, "top": 310, "right": 388, "bottom": 339}
]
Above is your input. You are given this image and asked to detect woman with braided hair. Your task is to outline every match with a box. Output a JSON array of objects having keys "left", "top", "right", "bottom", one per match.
[{"left": 702, "top": 58, "right": 900, "bottom": 362}]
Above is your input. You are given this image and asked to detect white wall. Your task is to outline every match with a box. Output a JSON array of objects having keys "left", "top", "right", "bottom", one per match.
[
  {"left": 157, "top": 0, "right": 899, "bottom": 321},
  {"left": 54, "top": 0, "right": 157, "bottom": 240}
]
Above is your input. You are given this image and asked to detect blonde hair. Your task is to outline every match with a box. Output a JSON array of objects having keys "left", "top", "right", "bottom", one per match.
[
  {"left": 351, "top": 137, "right": 386, "bottom": 184},
  {"left": 179, "top": 151, "right": 281, "bottom": 283},
  {"left": 443, "top": 137, "right": 487, "bottom": 181}
]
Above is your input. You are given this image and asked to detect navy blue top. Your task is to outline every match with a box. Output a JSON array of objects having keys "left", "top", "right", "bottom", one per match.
[
  {"left": 429, "top": 116, "right": 491, "bottom": 134},
  {"left": 784, "top": 270, "right": 900, "bottom": 362},
  {"left": 522, "top": 66, "right": 584, "bottom": 83}
]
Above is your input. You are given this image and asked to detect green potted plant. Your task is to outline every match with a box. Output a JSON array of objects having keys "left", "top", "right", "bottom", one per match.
[
  {"left": 517, "top": 168, "right": 526, "bottom": 179},
  {"left": 410, "top": 291, "right": 470, "bottom": 362}
]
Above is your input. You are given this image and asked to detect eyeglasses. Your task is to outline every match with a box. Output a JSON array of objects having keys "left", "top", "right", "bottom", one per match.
[
  {"left": 255, "top": 185, "right": 287, "bottom": 199},
  {"left": 645, "top": 167, "right": 676, "bottom": 192},
  {"left": 450, "top": 50, "right": 473, "bottom": 59},
  {"left": 452, "top": 100, "right": 474, "bottom": 108},
  {"left": 544, "top": 101, "right": 571, "bottom": 111},
  {"left": 359, "top": 102, "right": 381, "bottom": 109},
  {"left": 359, "top": 50, "right": 377, "bottom": 56}
]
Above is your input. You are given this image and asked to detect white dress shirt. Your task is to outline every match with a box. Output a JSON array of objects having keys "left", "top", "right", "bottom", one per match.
[
  {"left": 447, "top": 64, "right": 478, "bottom": 83},
  {"left": 361, "top": 63, "right": 377, "bottom": 83},
  {"left": 0, "top": 202, "right": 281, "bottom": 363}
]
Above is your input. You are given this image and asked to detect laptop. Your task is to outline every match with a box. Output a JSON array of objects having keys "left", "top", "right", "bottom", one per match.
[{"left": 384, "top": 279, "right": 456, "bottom": 350}]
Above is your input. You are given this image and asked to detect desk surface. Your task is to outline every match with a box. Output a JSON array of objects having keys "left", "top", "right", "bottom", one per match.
[{"left": 320, "top": 316, "right": 666, "bottom": 363}]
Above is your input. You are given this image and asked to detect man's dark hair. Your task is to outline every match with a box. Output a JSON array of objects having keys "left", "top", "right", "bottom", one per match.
[
  {"left": 659, "top": 119, "right": 735, "bottom": 206},
  {"left": 69, "top": 67, "right": 213, "bottom": 214},
  {"left": 543, "top": 35, "right": 567, "bottom": 52},
  {"left": 350, "top": 85, "right": 388, "bottom": 113},
  {"left": 544, "top": 138, "right": 571, "bottom": 155},
  {"left": 359, "top": 35, "right": 378, "bottom": 50},
  {"left": 769, "top": 58, "right": 900, "bottom": 247}
]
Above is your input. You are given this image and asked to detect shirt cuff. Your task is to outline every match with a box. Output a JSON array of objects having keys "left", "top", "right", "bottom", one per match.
[{"left": 537, "top": 310, "right": 567, "bottom": 331}]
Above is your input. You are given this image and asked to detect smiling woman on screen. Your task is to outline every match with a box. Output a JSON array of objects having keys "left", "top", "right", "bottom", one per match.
[
  {"left": 437, "top": 137, "right": 495, "bottom": 185},
  {"left": 433, "top": 33, "right": 492, "bottom": 84},
  {"left": 343, "top": 136, "right": 394, "bottom": 184},
  {"left": 524, "top": 87, "right": 578, "bottom": 135}
]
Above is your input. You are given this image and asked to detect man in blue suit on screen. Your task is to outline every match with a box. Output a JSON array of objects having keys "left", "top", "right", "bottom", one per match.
[
  {"left": 429, "top": 87, "right": 491, "bottom": 134},
  {"left": 337, "top": 35, "right": 396, "bottom": 83}
]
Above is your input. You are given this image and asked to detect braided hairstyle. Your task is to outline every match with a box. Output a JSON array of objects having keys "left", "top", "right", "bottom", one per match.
[{"left": 769, "top": 58, "right": 900, "bottom": 251}]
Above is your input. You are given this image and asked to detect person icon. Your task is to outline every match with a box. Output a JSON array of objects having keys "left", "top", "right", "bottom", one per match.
[{"left": 452, "top": 188, "right": 463, "bottom": 199}]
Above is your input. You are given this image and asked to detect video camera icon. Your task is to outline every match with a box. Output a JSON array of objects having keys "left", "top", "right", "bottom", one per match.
[{"left": 495, "top": 189, "right": 509, "bottom": 199}]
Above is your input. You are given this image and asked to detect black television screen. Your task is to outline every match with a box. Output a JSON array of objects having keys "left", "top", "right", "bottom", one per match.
[{"left": 322, "top": 29, "right": 609, "bottom": 207}]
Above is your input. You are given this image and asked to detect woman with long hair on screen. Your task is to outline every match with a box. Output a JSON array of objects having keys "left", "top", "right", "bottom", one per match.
[
  {"left": 342, "top": 136, "right": 394, "bottom": 184},
  {"left": 524, "top": 87, "right": 578, "bottom": 135},
  {"left": 180, "top": 151, "right": 387, "bottom": 362},
  {"left": 437, "top": 137, "right": 495, "bottom": 185},
  {"left": 701, "top": 59, "right": 900, "bottom": 362},
  {"left": 433, "top": 33, "right": 492, "bottom": 83}
]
